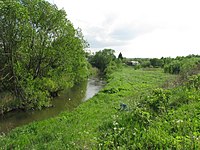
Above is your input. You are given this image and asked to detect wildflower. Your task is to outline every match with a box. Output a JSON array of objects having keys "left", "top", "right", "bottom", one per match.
[
  {"left": 113, "top": 121, "right": 118, "bottom": 126},
  {"left": 176, "top": 119, "right": 183, "bottom": 123}
]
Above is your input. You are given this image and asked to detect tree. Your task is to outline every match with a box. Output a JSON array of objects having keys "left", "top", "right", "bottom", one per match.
[
  {"left": 118, "top": 52, "right": 123, "bottom": 60},
  {"left": 0, "top": 0, "right": 88, "bottom": 109},
  {"left": 150, "top": 58, "right": 164, "bottom": 68},
  {"left": 89, "top": 49, "right": 116, "bottom": 73}
]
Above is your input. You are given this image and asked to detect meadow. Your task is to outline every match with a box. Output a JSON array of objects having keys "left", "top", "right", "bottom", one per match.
[{"left": 0, "top": 66, "right": 178, "bottom": 149}]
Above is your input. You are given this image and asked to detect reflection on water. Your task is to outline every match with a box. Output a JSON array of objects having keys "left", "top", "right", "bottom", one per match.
[
  {"left": 83, "top": 78, "right": 105, "bottom": 101},
  {"left": 0, "top": 77, "right": 105, "bottom": 133}
]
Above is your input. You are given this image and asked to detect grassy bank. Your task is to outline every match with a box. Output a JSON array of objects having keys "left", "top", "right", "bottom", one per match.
[{"left": 0, "top": 67, "right": 176, "bottom": 149}]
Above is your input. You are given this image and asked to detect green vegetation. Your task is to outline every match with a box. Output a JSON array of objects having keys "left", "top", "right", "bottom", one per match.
[
  {"left": 0, "top": 0, "right": 88, "bottom": 112},
  {"left": 1, "top": 55, "right": 200, "bottom": 149},
  {"left": 0, "top": 67, "right": 174, "bottom": 149},
  {"left": 125, "top": 55, "right": 200, "bottom": 71},
  {"left": 164, "top": 56, "right": 200, "bottom": 76},
  {"left": 1, "top": 0, "right": 200, "bottom": 149},
  {"left": 96, "top": 59, "right": 200, "bottom": 149},
  {"left": 88, "top": 48, "right": 122, "bottom": 75}
]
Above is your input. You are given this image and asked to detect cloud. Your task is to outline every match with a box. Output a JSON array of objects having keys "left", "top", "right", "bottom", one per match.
[
  {"left": 48, "top": 0, "right": 200, "bottom": 58},
  {"left": 110, "top": 22, "right": 155, "bottom": 41},
  {"left": 86, "top": 28, "right": 124, "bottom": 48},
  {"left": 83, "top": 14, "right": 156, "bottom": 49}
]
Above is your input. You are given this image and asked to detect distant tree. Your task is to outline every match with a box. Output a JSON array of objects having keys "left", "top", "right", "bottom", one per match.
[
  {"left": 89, "top": 49, "right": 116, "bottom": 73},
  {"left": 164, "top": 60, "right": 181, "bottom": 74},
  {"left": 150, "top": 58, "right": 164, "bottom": 68},
  {"left": 118, "top": 52, "right": 123, "bottom": 60},
  {"left": 140, "top": 59, "right": 151, "bottom": 68},
  {"left": 164, "top": 57, "right": 200, "bottom": 75},
  {"left": 162, "top": 57, "right": 173, "bottom": 66}
]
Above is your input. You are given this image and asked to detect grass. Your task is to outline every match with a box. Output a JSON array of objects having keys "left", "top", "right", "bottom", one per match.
[
  {"left": 0, "top": 67, "right": 177, "bottom": 149},
  {"left": 98, "top": 71, "right": 200, "bottom": 149}
]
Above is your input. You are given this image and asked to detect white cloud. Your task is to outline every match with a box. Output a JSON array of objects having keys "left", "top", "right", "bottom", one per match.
[{"left": 48, "top": 0, "right": 200, "bottom": 58}]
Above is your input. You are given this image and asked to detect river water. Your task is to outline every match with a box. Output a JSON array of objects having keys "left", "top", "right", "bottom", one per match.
[{"left": 0, "top": 77, "right": 105, "bottom": 133}]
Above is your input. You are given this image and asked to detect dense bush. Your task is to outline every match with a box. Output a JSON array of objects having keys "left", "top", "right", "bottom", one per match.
[
  {"left": 186, "top": 74, "right": 200, "bottom": 90},
  {"left": 164, "top": 60, "right": 181, "bottom": 74},
  {"left": 164, "top": 57, "right": 200, "bottom": 75}
]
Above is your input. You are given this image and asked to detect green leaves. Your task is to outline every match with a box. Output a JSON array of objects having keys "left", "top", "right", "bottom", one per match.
[
  {"left": 164, "top": 57, "right": 200, "bottom": 75},
  {"left": 89, "top": 49, "right": 116, "bottom": 73},
  {"left": 0, "top": 0, "right": 88, "bottom": 110},
  {"left": 144, "top": 88, "right": 171, "bottom": 114},
  {"left": 187, "top": 74, "right": 200, "bottom": 90}
]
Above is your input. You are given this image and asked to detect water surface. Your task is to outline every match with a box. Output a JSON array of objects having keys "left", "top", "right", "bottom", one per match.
[{"left": 0, "top": 77, "right": 105, "bottom": 133}]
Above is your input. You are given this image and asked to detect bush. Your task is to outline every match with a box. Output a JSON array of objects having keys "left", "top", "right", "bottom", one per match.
[
  {"left": 164, "top": 60, "right": 181, "bottom": 74},
  {"left": 164, "top": 57, "right": 200, "bottom": 76},
  {"left": 89, "top": 49, "right": 116, "bottom": 73},
  {"left": 186, "top": 74, "right": 200, "bottom": 90},
  {"left": 143, "top": 88, "right": 171, "bottom": 114}
]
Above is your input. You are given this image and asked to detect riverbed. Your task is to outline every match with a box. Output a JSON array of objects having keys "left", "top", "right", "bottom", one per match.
[{"left": 0, "top": 77, "right": 105, "bottom": 133}]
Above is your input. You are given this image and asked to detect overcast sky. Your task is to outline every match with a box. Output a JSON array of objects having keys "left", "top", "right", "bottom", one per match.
[{"left": 47, "top": 0, "right": 200, "bottom": 58}]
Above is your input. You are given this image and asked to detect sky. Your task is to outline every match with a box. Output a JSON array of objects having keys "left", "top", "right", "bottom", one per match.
[{"left": 47, "top": 0, "right": 200, "bottom": 58}]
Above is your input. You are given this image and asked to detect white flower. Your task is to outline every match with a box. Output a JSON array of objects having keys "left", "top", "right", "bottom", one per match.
[{"left": 176, "top": 119, "right": 183, "bottom": 123}]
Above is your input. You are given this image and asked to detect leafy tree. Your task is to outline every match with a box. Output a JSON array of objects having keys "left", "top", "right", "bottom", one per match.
[
  {"left": 89, "top": 49, "right": 116, "bottom": 73},
  {"left": 162, "top": 57, "right": 173, "bottom": 66},
  {"left": 0, "top": 0, "right": 88, "bottom": 109},
  {"left": 164, "top": 60, "right": 181, "bottom": 74},
  {"left": 150, "top": 58, "right": 164, "bottom": 68}
]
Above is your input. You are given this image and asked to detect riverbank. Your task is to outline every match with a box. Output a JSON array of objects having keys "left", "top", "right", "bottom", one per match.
[
  {"left": 0, "top": 67, "right": 176, "bottom": 148},
  {"left": 0, "top": 65, "right": 197, "bottom": 147},
  {"left": 0, "top": 77, "right": 104, "bottom": 133},
  {"left": 0, "top": 92, "right": 18, "bottom": 115}
]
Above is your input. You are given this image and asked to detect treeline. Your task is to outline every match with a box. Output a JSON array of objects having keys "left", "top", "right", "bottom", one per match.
[
  {"left": 125, "top": 55, "right": 200, "bottom": 75},
  {"left": 0, "top": 0, "right": 88, "bottom": 111},
  {"left": 88, "top": 49, "right": 200, "bottom": 79}
]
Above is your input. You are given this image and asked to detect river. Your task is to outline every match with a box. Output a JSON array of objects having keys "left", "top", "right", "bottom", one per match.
[{"left": 0, "top": 77, "right": 105, "bottom": 133}]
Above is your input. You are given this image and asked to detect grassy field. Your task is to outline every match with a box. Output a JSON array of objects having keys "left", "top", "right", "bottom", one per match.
[{"left": 1, "top": 66, "right": 198, "bottom": 149}]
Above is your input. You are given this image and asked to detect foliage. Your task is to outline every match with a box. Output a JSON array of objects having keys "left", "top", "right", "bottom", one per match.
[
  {"left": 104, "top": 59, "right": 122, "bottom": 77},
  {"left": 164, "top": 56, "right": 200, "bottom": 75},
  {"left": 88, "top": 49, "right": 116, "bottom": 73},
  {"left": 150, "top": 58, "right": 164, "bottom": 68},
  {"left": 97, "top": 65, "right": 200, "bottom": 149},
  {"left": 143, "top": 88, "right": 171, "bottom": 114},
  {"left": 1, "top": 58, "right": 200, "bottom": 149},
  {"left": 0, "top": 0, "right": 88, "bottom": 110},
  {"left": 140, "top": 59, "right": 151, "bottom": 68},
  {"left": 0, "top": 67, "right": 171, "bottom": 149},
  {"left": 186, "top": 74, "right": 200, "bottom": 90},
  {"left": 164, "top": 60, "right": 181, "bottom": 74}
]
